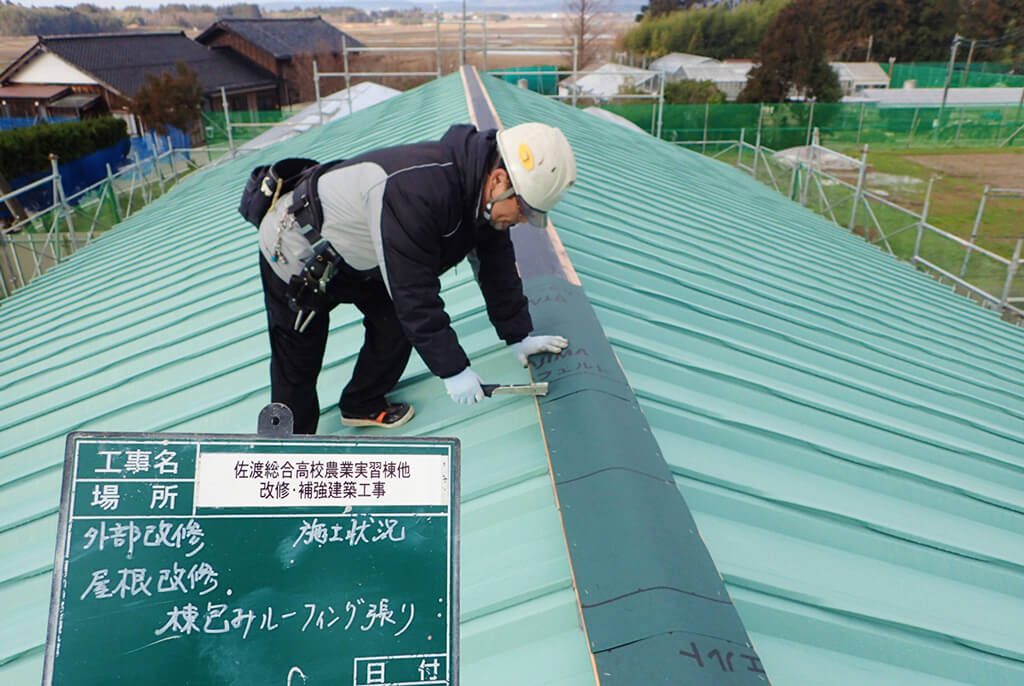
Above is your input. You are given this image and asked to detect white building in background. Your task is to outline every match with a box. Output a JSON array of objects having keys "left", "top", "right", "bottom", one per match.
[
  {"left": 558, "top": 63, "right": 660, "bottom": 101},
  {"left": 649, "top": 52, "right": 718, "bottom": 81},
  {"left": 676, "top": 61, "right": 756, "bottom": 101},
  {"left": 832, "top": 62, "right": 891, "bottom": 95},
  {"left": 649, "top": 54, "right": 892, "bottom": 102},
  {"left": 842, "top": 86, "right": 1024, "bottom": 107}
]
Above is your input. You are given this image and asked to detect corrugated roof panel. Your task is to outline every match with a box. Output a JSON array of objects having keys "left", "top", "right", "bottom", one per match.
[
  {"left": 834, "top": 61, "right": 890, "bottom": 83},
  {"left": 846, "top": 87, "right": 1024, "bottom": 106},
  {"left": 650, "top": 53, "right": 719, "bottom": 72},
  {"left": 681, "top": 63, "right": 753, "bottom": 82},
  {"left": 0, "top": 74, "right": 594, "bottom": 683},
  {"left": 482, "top": 75, "right": 1024, "bottom": 684},
  {"left": 240, "top": 82, "right": 402, "bottom": 150},
  {"left": 9, "top": 66, "right": 1022, "bottom": 684}
]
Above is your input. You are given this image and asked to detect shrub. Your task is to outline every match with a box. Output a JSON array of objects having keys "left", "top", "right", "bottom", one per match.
[
  {"left": 0, "top": 117, "right": 128, "bottom": 179},
  {"left": 664, "top": 79, "right": 726, "bottom": 104}
]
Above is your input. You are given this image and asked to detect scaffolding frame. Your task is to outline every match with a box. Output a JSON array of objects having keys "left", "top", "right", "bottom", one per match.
[{"left": 677, "top": 130, "right": 1024, "bottom": 323}]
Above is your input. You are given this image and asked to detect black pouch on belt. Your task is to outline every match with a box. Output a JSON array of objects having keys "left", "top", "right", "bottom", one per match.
[
  {"left": 286, "top": 240, "right": 342, "bottom": 313},
  {"left": 238, "top": 157, "right": 319, "bottom": 228}
]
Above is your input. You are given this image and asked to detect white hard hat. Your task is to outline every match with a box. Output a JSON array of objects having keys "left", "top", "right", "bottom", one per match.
[{"left": 495, "top": 122, "right": 576, "bottom": 227}]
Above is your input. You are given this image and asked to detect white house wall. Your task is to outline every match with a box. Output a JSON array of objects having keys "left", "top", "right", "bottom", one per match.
[{"left": 10, "top": 52, "right": 98, "bottom": 86}]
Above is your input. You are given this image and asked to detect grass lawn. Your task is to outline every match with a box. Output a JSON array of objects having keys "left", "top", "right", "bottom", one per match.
[
  {"left": 830, "top": 145, "right": 1023, "bottom": 258},
  {"left": 743, "top": 145, "right": 1024, "bottom": 308}
]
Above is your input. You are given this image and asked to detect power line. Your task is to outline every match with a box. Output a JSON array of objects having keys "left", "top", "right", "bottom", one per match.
[
  {"left": 956, "top": 25, "right": 1024, "bottom": 50},
  {"left": 939, "top": 25, "right": 1022, "bottom": 115}
]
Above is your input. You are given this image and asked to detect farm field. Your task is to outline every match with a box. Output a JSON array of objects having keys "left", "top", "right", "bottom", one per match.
[
  {"left": 332, "top": 14, "right": 631, "bottom": 53},
  {"left": 905, "top": 151, "right": 1023, "bottom": 190},
  {"left": 0, "top": 14, "right": 634, "bottom": 73},
  {"left": 324, "top": 13, "right": 632, "bottom": 84}
]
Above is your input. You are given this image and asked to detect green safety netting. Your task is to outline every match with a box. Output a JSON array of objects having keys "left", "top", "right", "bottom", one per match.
[
  {"left": 883, "top": 62, "right": 1024, "bottom": 89},
  {"left": 201, "top": 110, "right": 289, "bottom": 146},
  {"left": 602, "top": 101, "right": 1024, "bottom": 148},
  {"left": 487, "top": 66, "right": 560, "bottom": 95},
  {"left": 907, "top": 61, "right": 1016, "bottom": 74}
]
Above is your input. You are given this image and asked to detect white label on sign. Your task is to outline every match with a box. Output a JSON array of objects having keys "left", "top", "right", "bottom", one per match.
[{"left": 194, "top": 452, "right": 449, "bottom": 508}]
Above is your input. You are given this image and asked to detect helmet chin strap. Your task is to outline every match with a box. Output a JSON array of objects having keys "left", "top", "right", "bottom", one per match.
[{"left": 483, "top": 186, "right": 515, "bottom": 222}]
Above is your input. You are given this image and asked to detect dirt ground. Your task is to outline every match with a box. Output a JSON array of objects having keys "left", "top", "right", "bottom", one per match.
[{"left": 906, "top": 152, "right": 1024, "bottom": 189}]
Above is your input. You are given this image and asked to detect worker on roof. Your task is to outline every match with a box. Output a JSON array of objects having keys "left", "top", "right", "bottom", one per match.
[{"left": 256, "top": 122, "right": 578, "bottom": 433}]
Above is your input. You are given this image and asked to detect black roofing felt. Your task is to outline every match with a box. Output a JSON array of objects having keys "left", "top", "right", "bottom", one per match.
[
  {"left": 39, "top": 32, "right": 277, "bottom": 96},
  {"left": 527, "top": 277, "right": 765, "bottom": 683},
  {"left": 461, "top": 66, "right": 764, "bottom": 683},
  {"left": 196, "top": 18, "right": 365, "bottom": 59}
]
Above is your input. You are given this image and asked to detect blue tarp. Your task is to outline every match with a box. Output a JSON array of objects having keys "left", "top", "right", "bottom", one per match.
[
  {"left": 2, "top": 125, "right": 191, "bottom": 219},
  {"left": 0, "top": 116, "right": 74, "bottom": 131},
  {"left": 3, "top": 138, "right": 130, "bottom": 216},
  {"left": 129, "top": 127, "right": 190, "bottom": 163}
]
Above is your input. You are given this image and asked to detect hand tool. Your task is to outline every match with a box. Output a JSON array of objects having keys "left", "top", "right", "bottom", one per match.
[{"left": 481, "top": 382, "right": 549, "bottom": 397}]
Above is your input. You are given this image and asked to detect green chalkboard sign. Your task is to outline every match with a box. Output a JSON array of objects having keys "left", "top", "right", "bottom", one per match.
[{"left": 44, "top": 424, "right": 459, "bottom": 686}]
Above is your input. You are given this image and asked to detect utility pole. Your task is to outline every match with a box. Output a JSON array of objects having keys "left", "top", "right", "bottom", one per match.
[
  {"left": 939, "top": 34, "right": 960, "bottom": 127},
  {"left": 865, "top": 34, "right": 873, "bottom": 62},
  {"left": 960, "top": 39, "right": 977, "bottom": 87},
  {"left": 461, "top": 0, "right": 467, "bottom": 66}
]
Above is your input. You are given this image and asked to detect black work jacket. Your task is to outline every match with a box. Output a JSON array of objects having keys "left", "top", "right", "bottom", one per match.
[{"left": 336, "top": 124, "right": 532, "bottom": 379}]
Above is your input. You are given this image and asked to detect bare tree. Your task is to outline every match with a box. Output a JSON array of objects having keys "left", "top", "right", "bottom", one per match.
[{"left": 564, "top": 0, "right": 613, "bottom": 71}]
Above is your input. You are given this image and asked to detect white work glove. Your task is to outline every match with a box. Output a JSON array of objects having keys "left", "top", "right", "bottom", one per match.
[
  {"left": 511, "top": 335, "right": 569, "bottom": 367},
  {"left": 443, "top": 367, "right": 485, "bottom": 405}
]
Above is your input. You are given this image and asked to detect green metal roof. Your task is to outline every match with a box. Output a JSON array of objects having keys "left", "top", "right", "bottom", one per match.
[
  {"left": 0, "top": 75, "right": 594, "bottom": 684},
  {"left": 483, "top": 77, "right": 1024, "bottom": 684},
  {"left": 3, "top": 69, "right": 1024, "bottom": 685}
]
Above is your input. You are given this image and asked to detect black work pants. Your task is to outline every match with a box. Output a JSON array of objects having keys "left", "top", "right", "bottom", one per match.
[{"left": 259, "top": 254, "right": 413, "bottom": 434}]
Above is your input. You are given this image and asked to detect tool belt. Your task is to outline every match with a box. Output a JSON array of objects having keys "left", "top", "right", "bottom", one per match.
[
  {"left": 242, "top": 158, "right": 382, "bottom": 330},
  {"left": 279, "top": 160, "right": 382, "bottom": 330},
  {"left": 284, "top": 162, "right": 343, "bottom": 315}
]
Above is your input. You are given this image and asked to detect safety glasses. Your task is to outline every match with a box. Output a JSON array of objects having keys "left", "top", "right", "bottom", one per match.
[
  {"left": 515, "top": 194, "right": 547, "bottom": 228},
  {"left": 491, "top": 185, "right": 548, "bottom": 228}
]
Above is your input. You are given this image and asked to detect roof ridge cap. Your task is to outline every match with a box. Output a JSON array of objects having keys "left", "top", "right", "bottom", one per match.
[
  {"left": 224, "top": 17, "right": 322, "bottom": 22},
  {"left": 42, "top": 31, "right": 186, "bottom": 40}
]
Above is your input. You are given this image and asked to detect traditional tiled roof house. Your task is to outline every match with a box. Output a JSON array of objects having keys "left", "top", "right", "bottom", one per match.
[
  {"left": 0, "top": 32, "right": 279, "bottom": 133},
  {"left": 196, "top": 17, "right": 366, "bottom": 106}
]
